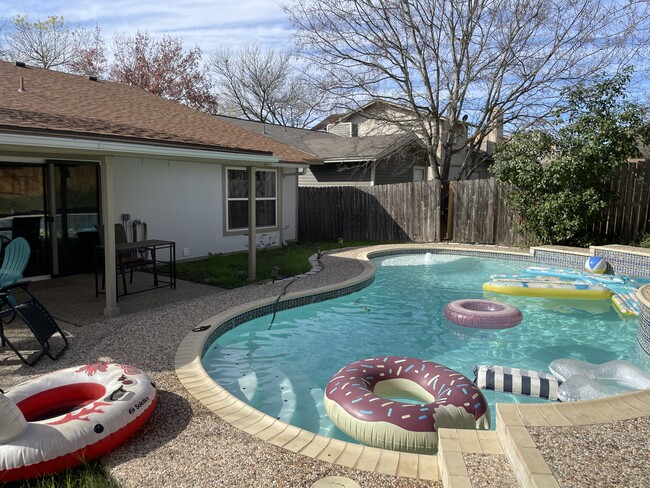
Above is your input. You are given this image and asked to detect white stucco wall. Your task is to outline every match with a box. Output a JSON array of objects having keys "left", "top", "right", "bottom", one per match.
[{"left": 112, "top": 157, "right": 299, "bottom": 260}]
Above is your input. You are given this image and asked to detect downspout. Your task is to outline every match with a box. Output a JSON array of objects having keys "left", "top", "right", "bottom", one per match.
[
  {"left": 283, "top": 167, "right": 308, "bottom": 176},
  {"left": 280, "top": 166, "right": 308, "bottom": 246}
]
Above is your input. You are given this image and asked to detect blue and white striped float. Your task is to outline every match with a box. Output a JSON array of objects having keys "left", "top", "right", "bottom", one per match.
[{"left": 473, "top": 364, "right": 560, "bottom": 401}]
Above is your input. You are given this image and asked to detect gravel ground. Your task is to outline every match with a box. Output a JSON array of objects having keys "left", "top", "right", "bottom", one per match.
[
  {"left": 0, "top": 248, "right": 440, "bottom": 488},
  {"left": 463, "top": 453, "right": 518, "bottom": 488},
  {"left": 529, "top": 416, "right": 650, "bottom": 488}
]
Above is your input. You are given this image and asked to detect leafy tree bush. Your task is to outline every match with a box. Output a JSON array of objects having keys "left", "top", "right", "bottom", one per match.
[{"left": 492, "top": 69, "right": 649, "bottom": 247}]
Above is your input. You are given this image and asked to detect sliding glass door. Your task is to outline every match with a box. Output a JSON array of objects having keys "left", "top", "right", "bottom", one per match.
[
  {"left": 0, "top": 164, "right": 49, "bottom": 276},
  {"left": 50, "top": 162, "right": 100, "bottom": 276},
  {"left": 0, "top": 161, "right": 100, "bottom": 277}
]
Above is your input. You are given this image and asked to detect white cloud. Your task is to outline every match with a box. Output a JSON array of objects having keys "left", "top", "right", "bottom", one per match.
[{"left": 0, "top": 0, "right": 296, "bottom": 53}]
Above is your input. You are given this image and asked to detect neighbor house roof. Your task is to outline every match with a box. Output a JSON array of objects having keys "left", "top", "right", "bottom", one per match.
[
  {"left": 215, "top": 115, "right": 416, "bottom": 162},
  {"left": 331, "top": 98, "right": 466, "bottom": 130},
  {"left": 0, "top": 61, "right": 318, "bottom": 164},
  {"left": 337, "top": 99, "right": 416, "bottom": 123}
]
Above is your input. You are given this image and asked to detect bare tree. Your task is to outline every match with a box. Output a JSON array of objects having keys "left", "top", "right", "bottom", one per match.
[
  {"left": 0, "top": 19, "right": 7, "bottom": 60},
  {"left": 0, "top": 15, "right": 102, "bottom": 72},
  {"left": 285, "top": 0, "right": 650, "bottom": 180},
  {"left": 68, "top": 26, "right": 107, "bottom": 78},
  {"left": 209, "top": 43, "right": 330, "bottom": 128},
  {"left": 110, "top": 31, "right": 218, "bottom": 113}
]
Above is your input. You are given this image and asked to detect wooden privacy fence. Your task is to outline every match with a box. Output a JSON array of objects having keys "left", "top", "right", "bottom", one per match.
[
  {"left": 298, "top": 162, "right": 650, "bottom": 245},
  {"left": 449, "top": 178, "right": 525, "bottom": 246},
  {"left": 449, "top": 162, "right": 650, "bottom": 245},
  {"left": 298, "top": 181, "right": 441, "bottom": 242},
  {"left": 596, "top": 162, "right": 650, "bottom": 242}
]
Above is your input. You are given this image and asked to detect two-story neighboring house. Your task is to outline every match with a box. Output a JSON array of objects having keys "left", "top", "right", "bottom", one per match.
[
  {"left": 217, "top": 99, "right": 501, "bottom": 186},
  {"left": 215, "top": 115, "right": 427, "bottom": 187},
  {"left": 319, "top": 99, "right": 498, "bottom": 180}
]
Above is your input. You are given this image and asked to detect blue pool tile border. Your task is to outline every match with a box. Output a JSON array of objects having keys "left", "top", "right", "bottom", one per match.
[
  {"left": 531, "top": 249, "right": 586, "bottom": 269},
  {"left": 594, "top": 249, "right": 650, "bottom": 278},
  {"left": 202, "top": 275, "right": 375, "bottom": 356},
  {"left": 367, "top": 247, "right": 533, "bottom": 263}
]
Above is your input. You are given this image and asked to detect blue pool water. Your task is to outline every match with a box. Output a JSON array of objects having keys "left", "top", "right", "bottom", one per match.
[{"left": 202, "top": 253, "right": 643, "bottom": 443}]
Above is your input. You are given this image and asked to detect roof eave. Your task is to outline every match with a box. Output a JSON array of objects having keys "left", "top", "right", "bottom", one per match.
[
  {"left": 324, "top": 157, "right": 377, "bottom": 164},
  {"left": 0, "top": 131, "right": 281, "bottom": 165}
]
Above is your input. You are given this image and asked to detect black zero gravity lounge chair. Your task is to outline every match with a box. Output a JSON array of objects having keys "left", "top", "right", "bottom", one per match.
[{"left": 0, "top": 282, "right": 69, "bottom": 366}]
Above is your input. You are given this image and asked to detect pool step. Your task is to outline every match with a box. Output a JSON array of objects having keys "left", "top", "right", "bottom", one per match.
[{"left": 437, "top": 428, "right": 518, "bottom": 488}]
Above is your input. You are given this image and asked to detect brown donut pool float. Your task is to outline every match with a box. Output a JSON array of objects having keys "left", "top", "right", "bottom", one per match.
[{"left": 324, "top": 356, "right": 490, "bottom": 453}]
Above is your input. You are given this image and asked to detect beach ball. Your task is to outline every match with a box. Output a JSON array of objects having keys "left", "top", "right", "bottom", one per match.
[{"left": 585, "top": 256, "right": 607, "bottom": 274}]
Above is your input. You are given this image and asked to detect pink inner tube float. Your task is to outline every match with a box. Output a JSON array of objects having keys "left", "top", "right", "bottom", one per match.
[
  {"left": 444, "top": 299, "right": 522, "bottom": 329},
  {"left": 323, "top": 356, "right": 490, "bottom": 453}
]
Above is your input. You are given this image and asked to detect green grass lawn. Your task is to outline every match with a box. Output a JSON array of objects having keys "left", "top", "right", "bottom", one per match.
[
  {"left": 6, "top": 462, "right": 122, "bottom": 488},
  {"left": 174, "top": 240, "right": 382, "bottom": 289}
]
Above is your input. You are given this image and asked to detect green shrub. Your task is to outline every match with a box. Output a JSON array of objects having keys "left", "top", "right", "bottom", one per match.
[
  {"left": 640, "top": 234, "right": 650, "bottom": 249},
  {"left": 493, "top": 68, "right": 649, "bottom": 247}
]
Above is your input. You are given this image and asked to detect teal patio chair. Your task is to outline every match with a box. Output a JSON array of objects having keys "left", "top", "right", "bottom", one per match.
[
  {"left": 0, "top": 237, "right": 31, "bottom": 349},
  {"left": 0, "top": 237, "right": 31, "bottom": 289}
]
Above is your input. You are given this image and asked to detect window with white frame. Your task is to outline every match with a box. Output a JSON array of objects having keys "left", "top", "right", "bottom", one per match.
[
  {"left": 226, "top": 168, "right": 277, "bottom": 231},
  {"left": 413, "top": 166, "right": 425, "bottom": 182}
]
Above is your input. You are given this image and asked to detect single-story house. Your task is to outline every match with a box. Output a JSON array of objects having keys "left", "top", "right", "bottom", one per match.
[
  {"left": 0, "top": 61, "right": 319, "bottom": 315},
  {"left": 215, "top": 115, "right": 427, "bottom": 186}
]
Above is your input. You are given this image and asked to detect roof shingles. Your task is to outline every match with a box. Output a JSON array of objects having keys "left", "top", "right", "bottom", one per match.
[
  {"left": 215, "top": 115, "right": 415, "bottom": 161},
  {"left": 0, "top": 61, "right": 317, "bottom": 164}
]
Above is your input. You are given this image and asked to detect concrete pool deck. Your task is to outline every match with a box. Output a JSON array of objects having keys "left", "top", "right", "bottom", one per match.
[{"left": 1, "top": 243, "right": 649, "bottom": 487}]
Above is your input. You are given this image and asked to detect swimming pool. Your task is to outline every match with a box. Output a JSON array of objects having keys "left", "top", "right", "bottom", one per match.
[{"left": 202, "top": 252, "right": 642, "bottom": 445}]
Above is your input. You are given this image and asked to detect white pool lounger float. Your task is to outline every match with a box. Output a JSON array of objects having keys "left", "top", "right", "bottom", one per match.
[{"left": 549, "top": 359, "right": 650, "bottom": 402}]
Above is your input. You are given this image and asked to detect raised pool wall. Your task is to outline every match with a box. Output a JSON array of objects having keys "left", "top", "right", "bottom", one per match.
[
  {"left": 585, "top": 245, "right": 650, "bottom": 368},
  {"left": 638, "top": 286, "right": 650, "bottom": 368}
]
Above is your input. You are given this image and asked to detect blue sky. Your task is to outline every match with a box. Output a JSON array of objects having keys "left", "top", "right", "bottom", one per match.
[{"left": 0, "top": 0, "right": 294, "bottom": 54}]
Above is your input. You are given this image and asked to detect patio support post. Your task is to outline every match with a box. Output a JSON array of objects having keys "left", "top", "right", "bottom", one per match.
[
  {"left": 248, "top": 165, "right": 256, "bottom": 281},
  {"left": 100, "top": 156, "right": 120, "bottom": 316}
]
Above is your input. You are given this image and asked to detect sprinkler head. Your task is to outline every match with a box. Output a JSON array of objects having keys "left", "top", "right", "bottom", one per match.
[{"left": 271, "top": 266, "right": 280, "bottom": 283}]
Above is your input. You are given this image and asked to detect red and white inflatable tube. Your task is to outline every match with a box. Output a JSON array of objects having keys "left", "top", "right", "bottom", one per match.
[
  {"left": 444, "top": 299, "right": 522, "bottom": 329},
  {"left": 324, "top": 356, "right": 489, "bottom": 453},
  {"left": 0, "top": 362, "right": 157, "bottom": 482}
]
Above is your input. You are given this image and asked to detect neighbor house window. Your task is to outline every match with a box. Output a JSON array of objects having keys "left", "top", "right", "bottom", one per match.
[
  {"left": 226, "top": 168, "right": 277, "bottom": 231},
  {"left": 413, "top": 166, "right": 425, "bottom": 182}
]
